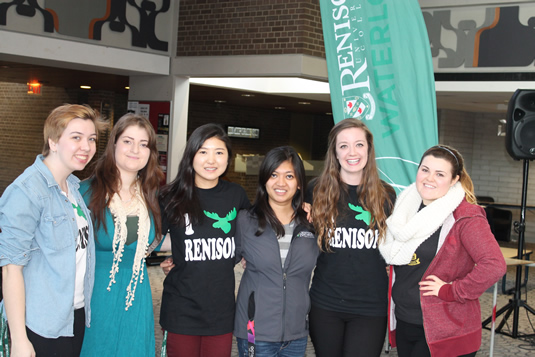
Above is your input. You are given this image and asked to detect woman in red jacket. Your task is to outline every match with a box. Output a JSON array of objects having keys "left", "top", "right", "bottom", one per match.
[{"left": 379, "top": 145, "right": 506, "bottom": 357}]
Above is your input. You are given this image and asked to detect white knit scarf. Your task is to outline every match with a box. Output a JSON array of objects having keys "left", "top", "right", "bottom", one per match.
[
  {"left": 108, "top": 182, "right": 151, "bottom": 311},
  {"left": 379, "top": 182, "right": 465, "bottom": 265}
]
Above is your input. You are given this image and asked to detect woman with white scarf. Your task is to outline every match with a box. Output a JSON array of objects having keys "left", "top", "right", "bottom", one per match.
[
  {"left": 79, "top": 114, "right": 169, "bottom": 356},
  {"left": 379, "top": 145, "right": 506, "bottom": 357}
]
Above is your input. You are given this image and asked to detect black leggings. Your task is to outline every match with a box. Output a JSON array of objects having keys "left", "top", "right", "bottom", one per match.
[
  {"left": 309, "top": 304, "right": 386, "bottom": 357},
  {"left": 26, "top": 308, "right": 85, "bottom": 357},
  {"left": 396, "top": 318, "right": 477, "bottom": 357}
]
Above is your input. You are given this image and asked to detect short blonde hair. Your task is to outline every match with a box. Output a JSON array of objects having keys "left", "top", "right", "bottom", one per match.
[{"left": 42, "top": 104, "right": 107, "bottom": 156}]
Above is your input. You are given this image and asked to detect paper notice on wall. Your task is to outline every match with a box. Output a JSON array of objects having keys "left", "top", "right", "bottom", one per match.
[
  {"left": 156, "top": 134, "right": 168, "bottom": 152},
  {"left": 127, "top": 101, "right": 138, "bottom": 114},
  {"left": 139, "top": 104, "right": 150, "bottom": 119}
]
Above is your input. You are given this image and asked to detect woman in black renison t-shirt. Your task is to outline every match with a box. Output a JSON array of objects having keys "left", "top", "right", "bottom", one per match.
[
  {"left": 159, "top": 124, "right": 250, "bottom": 357},
  {"left": 307, "top": 119, "right": 395, "bottom": 357}
]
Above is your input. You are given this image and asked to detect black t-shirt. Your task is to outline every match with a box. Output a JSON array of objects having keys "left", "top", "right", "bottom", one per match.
[
  {"left": 160, "top": 180, "right": 250, "bottom": 335},
  {"left": 306, "top": 181, "right": 394, "bottom": 316},
  {"left": 393, "top": 204, "right": 441, "bottom": 325}
]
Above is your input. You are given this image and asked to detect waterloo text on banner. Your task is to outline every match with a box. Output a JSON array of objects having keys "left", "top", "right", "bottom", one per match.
[{"left": 320, "top": 0, "right": 438, "bottom": 191}]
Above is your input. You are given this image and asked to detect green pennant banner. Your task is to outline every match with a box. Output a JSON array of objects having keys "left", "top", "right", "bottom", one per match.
[{"left": 320, "top": 0, "right": 438, "bottom": 192}]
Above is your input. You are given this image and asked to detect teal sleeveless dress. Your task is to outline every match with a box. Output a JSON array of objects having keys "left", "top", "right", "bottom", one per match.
[{"left": 79, "top": 180, "right": 160, "bottom": 357}]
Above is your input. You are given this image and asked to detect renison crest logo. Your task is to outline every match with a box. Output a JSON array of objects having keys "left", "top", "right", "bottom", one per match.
[{"left": 343, "top": 93, "right": 375, "bottom": 120}]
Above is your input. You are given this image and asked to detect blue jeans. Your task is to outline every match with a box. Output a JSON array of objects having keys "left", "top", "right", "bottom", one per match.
[{"left": 236, "top": 336, "right": 308, "bottom": 357}]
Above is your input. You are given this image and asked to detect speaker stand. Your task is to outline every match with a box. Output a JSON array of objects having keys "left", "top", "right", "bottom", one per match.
[{"left": 482, "top": 159, "right": 535, "bottom": 338}]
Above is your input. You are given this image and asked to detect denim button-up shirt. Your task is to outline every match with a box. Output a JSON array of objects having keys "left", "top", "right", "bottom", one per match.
[{"left": 0, "top": 155, "right": 95, "bottom": 338}]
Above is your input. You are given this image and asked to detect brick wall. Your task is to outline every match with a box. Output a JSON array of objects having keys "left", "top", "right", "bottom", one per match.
[
  {"left": 0, "top": 82, "right": 76, "bottom": 194},
  {"left": 0, "top": 81, "right": 127, "bottom": 195},
  {"left": 177, "top": 0, "right": 325, "bottom": 57},
  {"left": 438, "top": 109, "right": 475, "bottom": 175},
  {"left": 439, "top": 109, "right": 535, "bottom": 244}
]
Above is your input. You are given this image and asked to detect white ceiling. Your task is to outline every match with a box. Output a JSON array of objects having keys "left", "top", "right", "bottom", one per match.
[{"left": 190, "top": 76, "right": 531, "bottom": 114}]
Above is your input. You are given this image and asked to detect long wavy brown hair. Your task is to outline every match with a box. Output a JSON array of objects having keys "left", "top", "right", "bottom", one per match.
[
  {"left": 419, "top": 145, "right": 477, "bottom": 204},
  {"left": 311, "top": 119, "right": 394, "bottom": 251},
  {"left": 87, "top": 114, "right": 164, "bottom": 241}
]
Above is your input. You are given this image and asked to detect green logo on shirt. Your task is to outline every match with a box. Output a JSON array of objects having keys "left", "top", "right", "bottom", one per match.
[
  {"left": 204, "top": 207, "right": 237, "bottom": 234},
  {"left": 72, "top": 203, "right": 86, "bottom": 219},
  {"left": 348, "top": 203, "right": 371, "bottom": 225}
]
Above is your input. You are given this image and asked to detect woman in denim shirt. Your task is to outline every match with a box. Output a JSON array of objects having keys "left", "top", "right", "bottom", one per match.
[{"left": 0, "top": 104, "right": 106, "bottom": 357}]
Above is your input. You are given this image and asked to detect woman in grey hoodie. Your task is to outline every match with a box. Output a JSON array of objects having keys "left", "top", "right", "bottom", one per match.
[{"left": 234, "top": 146, "right": 319, "bottom": 357}]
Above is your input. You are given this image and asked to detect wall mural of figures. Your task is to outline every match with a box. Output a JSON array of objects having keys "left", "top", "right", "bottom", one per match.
[
  {"left": 0, "top": 0, "right": 55, "bottom": 32},
  {"left": 424, "top": 4, "right": 535, "bottom": 70},
  {"left": 0, "top": 0, "right": 170, "bottom": 53},
  {"left": 90, "top": 0, "right": 170, "bottom": 51},
  {"left": 476, "top": 6, "right": 535, "bottom": 67}
]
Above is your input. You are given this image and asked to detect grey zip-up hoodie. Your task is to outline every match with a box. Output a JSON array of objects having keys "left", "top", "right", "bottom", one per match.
[{"left": 234, "top": 210, "right": 319, "bottom": 342}]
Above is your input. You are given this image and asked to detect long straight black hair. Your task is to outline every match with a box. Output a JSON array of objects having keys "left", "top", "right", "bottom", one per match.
[
  {"left": 160, "top": 123, "right": 232, "bottom": 226},
  {"left": 252, "top": 146, "right": 309, "bottom": 237}
]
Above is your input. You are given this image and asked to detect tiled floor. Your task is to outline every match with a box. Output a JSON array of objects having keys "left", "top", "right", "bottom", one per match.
[{"left": 150, "top": 256, "right": 535, "bottom": 357}]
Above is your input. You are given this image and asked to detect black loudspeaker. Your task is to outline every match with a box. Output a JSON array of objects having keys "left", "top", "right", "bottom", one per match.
[{"left": 506, "top": 89, "right": 535, "bottom": 160}]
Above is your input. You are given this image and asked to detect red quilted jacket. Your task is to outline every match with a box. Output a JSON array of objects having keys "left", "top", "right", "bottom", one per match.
[{"left": 387, "top": 199, "right": 506, "bottom": 357}]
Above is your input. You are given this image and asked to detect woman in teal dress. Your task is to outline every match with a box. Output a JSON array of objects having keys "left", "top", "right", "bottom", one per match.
[{"left": 79, "top": 113, "right": 167, "bottom": 356}]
